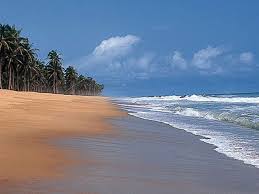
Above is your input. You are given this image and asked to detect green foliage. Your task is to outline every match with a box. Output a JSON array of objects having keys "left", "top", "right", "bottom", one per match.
[{"left": 0, "top": 24, "right": 103, "bottom": 95}]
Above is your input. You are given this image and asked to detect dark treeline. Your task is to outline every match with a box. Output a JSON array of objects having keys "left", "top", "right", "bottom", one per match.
[{"left": 0, "top": 24, "right": 103, "bottom": 95}]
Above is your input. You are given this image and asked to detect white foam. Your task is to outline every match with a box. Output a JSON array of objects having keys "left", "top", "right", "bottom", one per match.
[
  {"left": 128, "top": 110, "right": 259, "bottom": 169},
  {"left": 175, "top": 107, "right": 215, "bottom": 120},
  {"left": 131, "top": 95, "right": 259, "bottom": 104},
  {"left": 173, "top": 107, "right": 259, "bottom": 130},
  {"left": 119, "top": 96, "right": 259, "bottom": 169}
]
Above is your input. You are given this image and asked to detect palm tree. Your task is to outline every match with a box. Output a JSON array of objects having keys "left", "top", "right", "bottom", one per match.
[
  {"left": 19, "top": 40, "right": 37, "bottom": 91},
  {"left": 96, "top": 83, "right": 104, "bottom": 95},
  {"left": 0, "top": 25, "right": 37, "bottom": 91},
  {"left": 76, "top": 75, "right": 90, "bottom": 95},
  {"left": 65, "top": 66, "right": 78, "bottom": 95},
  {"left": 4, "top": 25, "right": 23, "bottom": 90},
  {"left": 0, "top": 23, "right": 104, "bottom": 96},
  {"left": 46, "top": 50, "right": 64, "bottom": 94},
  {"left": 32, "top": 60, "right": 47, "bottom": 92},
  {"left": 0, "top": 24, "right": 13, "bottom": 89}
]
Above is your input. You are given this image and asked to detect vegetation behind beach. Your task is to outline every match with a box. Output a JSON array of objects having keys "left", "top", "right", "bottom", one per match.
[{"left": 0, "top": 24, "right": 103, "bottom": 95}]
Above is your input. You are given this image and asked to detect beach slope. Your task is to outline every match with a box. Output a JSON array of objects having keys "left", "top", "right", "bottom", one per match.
[{"left": 0, "top": 90, "right": 123, "bottom": 184}]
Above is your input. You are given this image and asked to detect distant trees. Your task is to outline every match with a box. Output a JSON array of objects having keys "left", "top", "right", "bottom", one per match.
[
  {"left": 0, "top": 24, "right": 103, "bottom": 95},
  {"left": 46, "top": 50, "right": 64, "bottom": 94},
  {"left": 65, "top": 66, "right": 78, "bottom": 95}
]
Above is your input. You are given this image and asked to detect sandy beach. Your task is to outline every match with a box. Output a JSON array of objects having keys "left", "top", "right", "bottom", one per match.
[
  {"left": 1, "top": 1, "right": 259, "bottom": 193},
  {"left": 1, "top": 90, "right": 259, "bottom": 194},
  {"left": 0, "top": 90, "right": 123, "bottom": 190}
]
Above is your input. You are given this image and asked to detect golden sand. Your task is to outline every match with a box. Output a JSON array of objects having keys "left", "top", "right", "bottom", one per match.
[{"left": 0, "top": 90, "right": 123, "bottom": 184}]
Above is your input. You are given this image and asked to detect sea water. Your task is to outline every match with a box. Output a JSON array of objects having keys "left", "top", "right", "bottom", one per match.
[{"left": 116, "top": 93, "right": 259, "bottom": 168}]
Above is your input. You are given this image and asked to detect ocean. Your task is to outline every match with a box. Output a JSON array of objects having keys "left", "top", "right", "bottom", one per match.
[{"left": 116, "top": 93, "right": 259, "bottom": 168}]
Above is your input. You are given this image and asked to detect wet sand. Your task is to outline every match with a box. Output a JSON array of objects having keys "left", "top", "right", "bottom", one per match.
[
  {"left": 5, "top": 115, "right": 259, "bottom": 194},
  {"left": 0, "top": 90, "right": 123, "bottom": 191}
]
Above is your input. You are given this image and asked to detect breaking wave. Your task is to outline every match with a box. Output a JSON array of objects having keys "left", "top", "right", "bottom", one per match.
[
  {"left": 117, "top": 93, "right": 259, "bottom": 169},
  {"left": 175, "top": 107, "right": 259, "bottom": 130},
  {"left": 135, "top": 95, "right": 259, "bottom": 104}
]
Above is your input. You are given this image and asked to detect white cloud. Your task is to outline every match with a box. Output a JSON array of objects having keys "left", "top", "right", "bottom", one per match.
[
  {"left": 91, "top": 35, "right": 140, "bottom": 63},
  {"left": 111, "top": 53, "right": 156, "bottom": 79},
  {"left": 240, "top": 52, "right": 254, "bottom": 64},
  {"left": 77, "top": 35, "right": 159, "bottom": 80},
  {"left": 170, "top": 51, "right": 187, "bottom": 70},
  {"left": 74, "top": 38, "right": 257, "bottom": 80},
  {"left": 168, "top": 46, "right": 256, "bottom": 75},
  {"left": 129, "top": 53, "right": 155, "bottom": 71},
  {"left": 192, "top": 46, "right": 224, "bottom": 69}
]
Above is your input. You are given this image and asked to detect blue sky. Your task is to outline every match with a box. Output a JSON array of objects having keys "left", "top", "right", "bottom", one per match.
[{"left": 1, "top": 0, "right": 259, "bottom": 96}]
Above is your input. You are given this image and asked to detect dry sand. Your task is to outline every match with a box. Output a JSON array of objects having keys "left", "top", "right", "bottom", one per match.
[{"left": 0, "top": 90, "right": 123, "bottom": 185}]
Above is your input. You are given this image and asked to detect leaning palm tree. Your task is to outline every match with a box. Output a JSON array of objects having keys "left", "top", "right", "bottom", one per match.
[
  {"left": 46, "top": 50, "right": 64, "bottom": 94},
  {"left": 5, "top": 25, "right": 23, "bottom": 90},
  {"left": 65, "top": 66, "right": 78, "bottom": 95},
  {"left": 19, "top": 39, "right": 38, "bottom": 91},
  {"left": 0, "top": 24, "right": 36, "bottom": 90},
  {"left": 76, "top": 75, "right": 86, "bottom": 95},
  {"left": 0, "top": 24, "right": 13, "bottom": 89},
  {"left": 32, "top": 60, "right": 48, "bottom": 92},
  {"left": 95, "top": 83, "right": 104, "bottom": 95},
  {"left": 6, "top": 48, "right": 21, "bottom": 90}
]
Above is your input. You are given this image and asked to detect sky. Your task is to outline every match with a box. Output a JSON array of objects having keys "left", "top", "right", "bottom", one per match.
[{"left": 1, "top": 0, "right": 259, "bottom": 96}]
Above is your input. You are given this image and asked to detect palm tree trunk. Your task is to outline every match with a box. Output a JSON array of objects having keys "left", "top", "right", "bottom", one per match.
[
  {"left": 12, "top": 69, "right": 15, "bottom": 90},
  {"left": 72, "top": 81, "right": 75, "bottom": 95},
  {"left": 16, "top": 70, "right": 19, "bottom": 91},
  {"left": 27, "top": 80, "right": 29, "bottom": 92},
  {"left": 53, "top": 74, "right": 57, "bottom": 94},
  {"left": 8, "top": 65, "right": 12, "bottom": 90},
  {"left": 23, "top": 72, "right": 26, "bottom": 91},
  {"left": 0, "top": 59, "right": 3, "bottom": 89},
  {"left": 54, "top": 77, "right": 56, "bottom": 94}
]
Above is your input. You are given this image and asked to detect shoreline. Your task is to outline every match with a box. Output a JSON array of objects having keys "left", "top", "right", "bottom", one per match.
[
  {"left": 1, "top": 92, "right": 259, "bottom": 193},
  {"left": 128, "top": 112, "right": 259, "bottom": 169},
  {"left": 109, "top": 115, "right": 259, "bottom": 194},
  {"left": 10, "top": 114, "right": 259, "bottom": 194},
  {"left": 128, "top": 113, "right": 259, "bottom": 168},
  {"left": 116, "top": 98, "right": 259, "bottom": 170}
]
